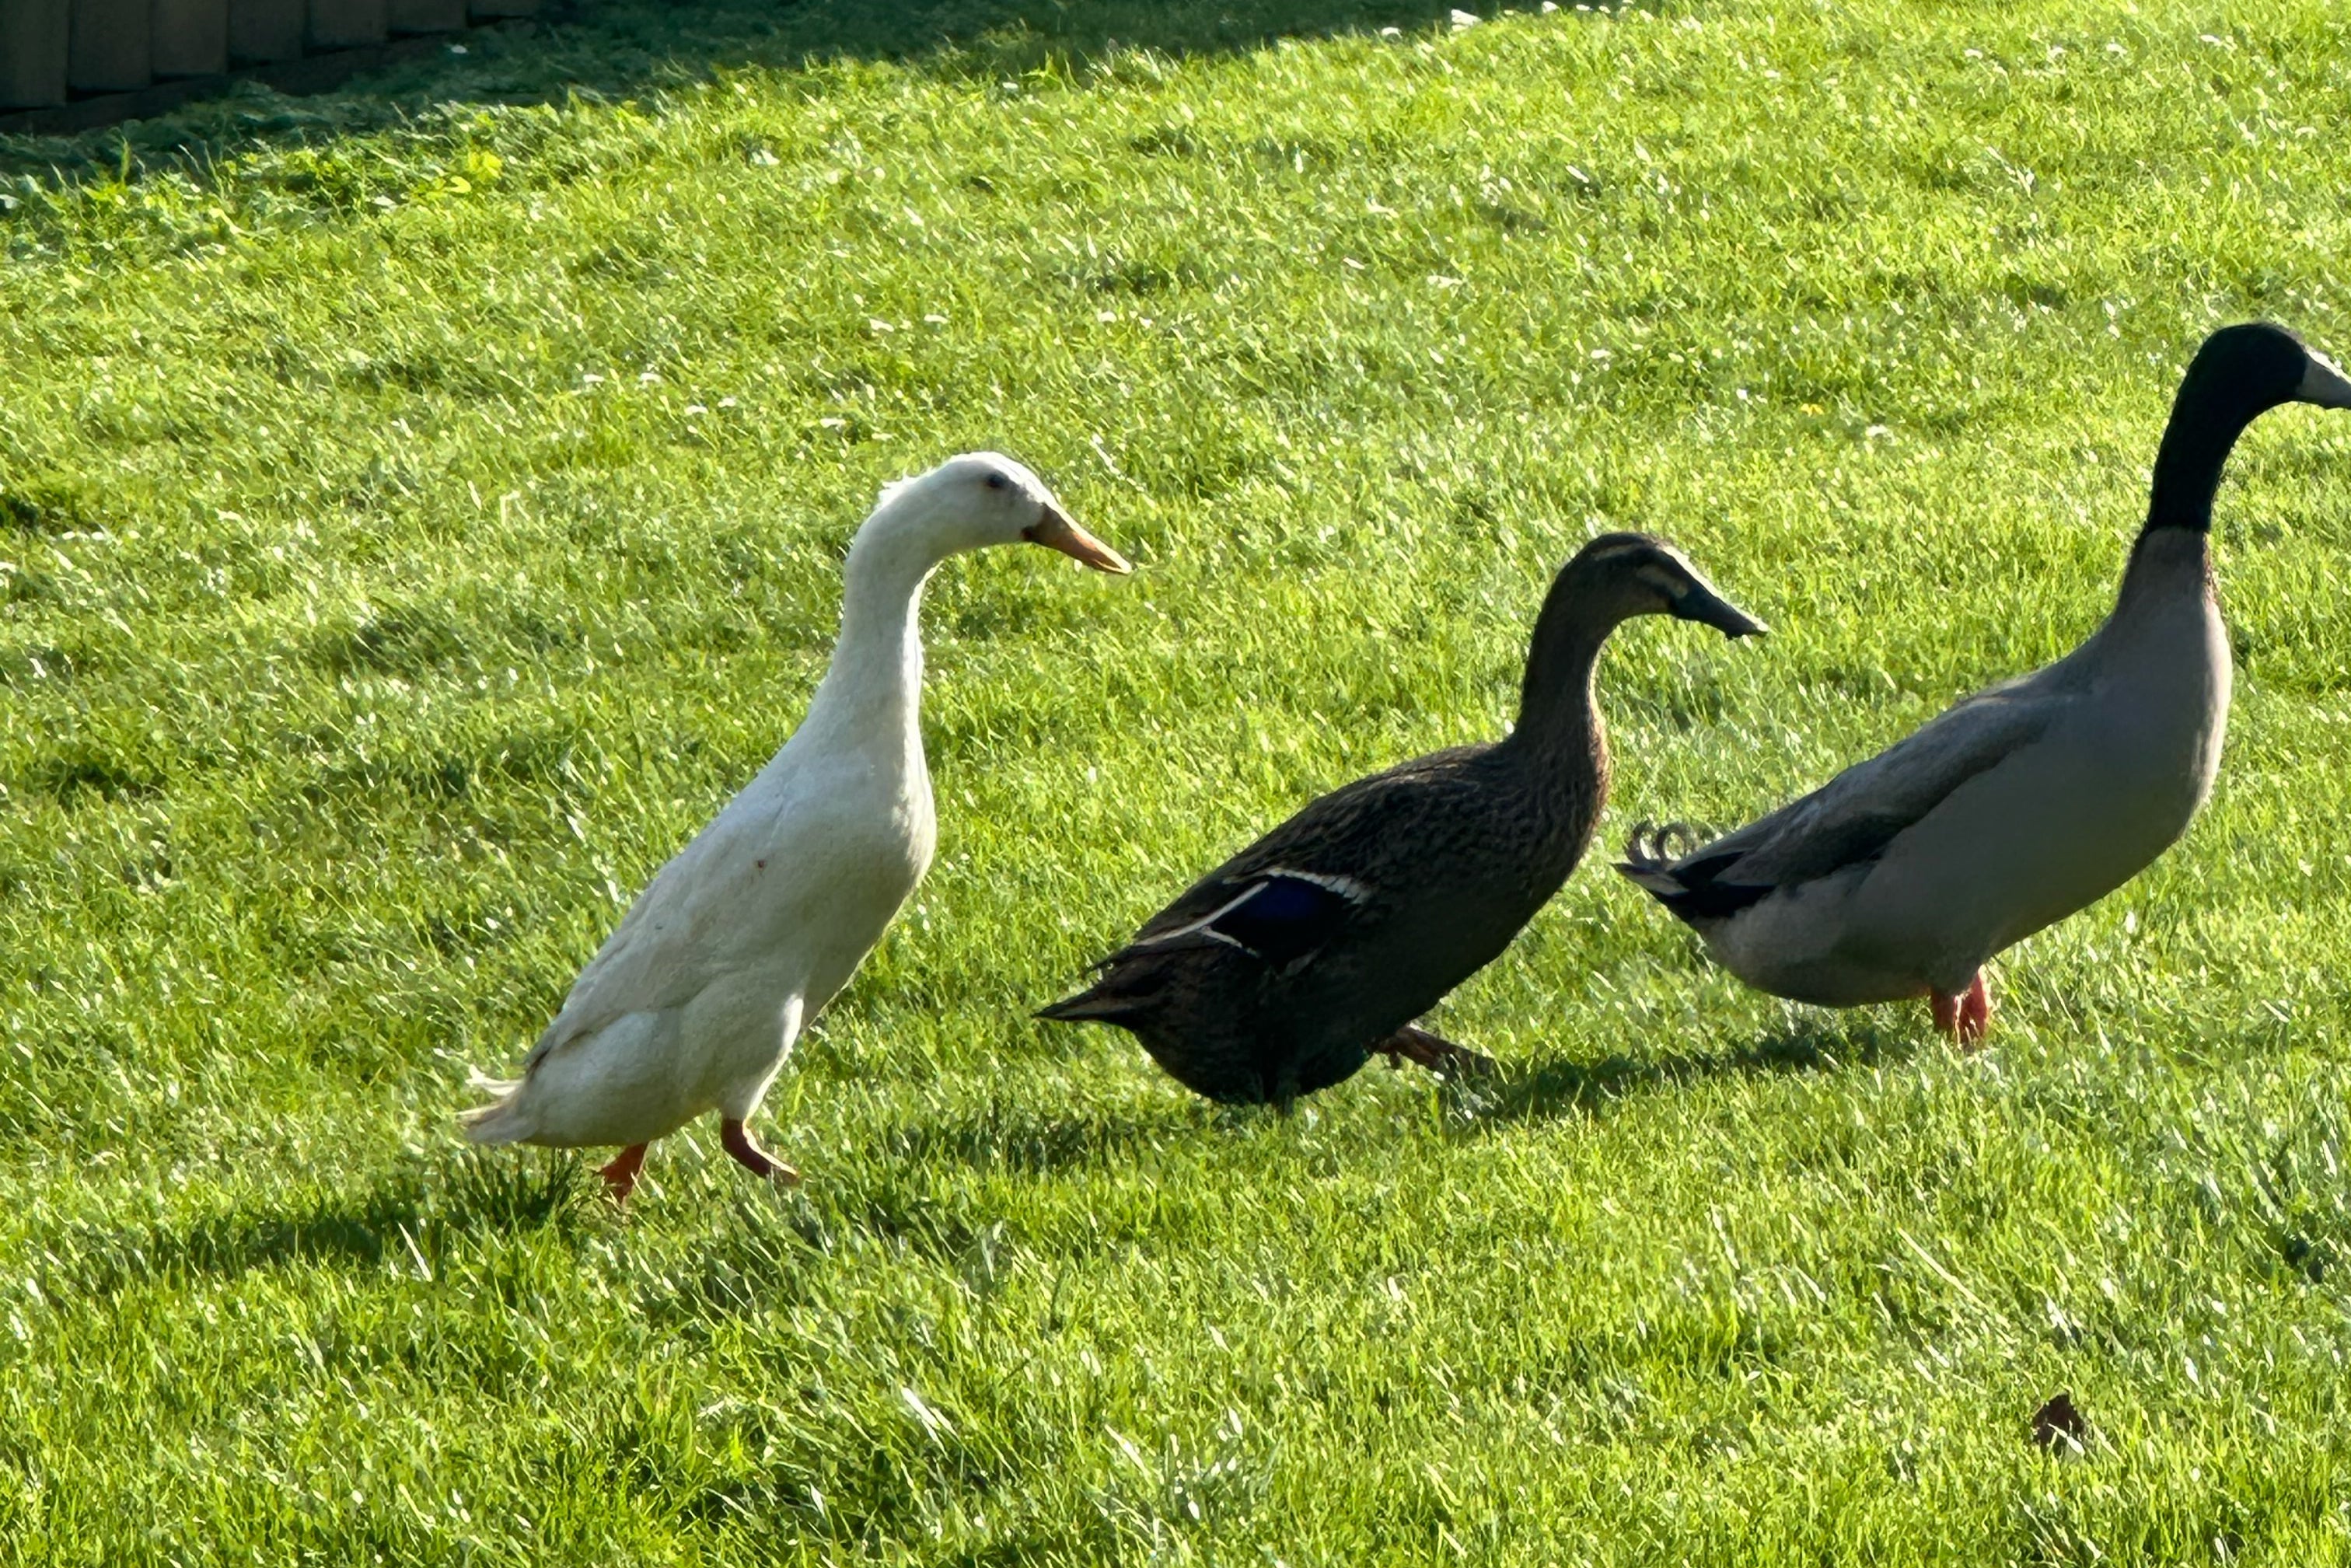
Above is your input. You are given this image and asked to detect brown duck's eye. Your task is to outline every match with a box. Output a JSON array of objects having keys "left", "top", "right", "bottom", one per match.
[{"left": 985, "top": 473, "right": 1009, "bottom": 491}]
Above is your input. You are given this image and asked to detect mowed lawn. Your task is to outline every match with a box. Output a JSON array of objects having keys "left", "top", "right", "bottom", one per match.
[{"left": 7, "top": 0, "right": 2351, "bottom": 1559}]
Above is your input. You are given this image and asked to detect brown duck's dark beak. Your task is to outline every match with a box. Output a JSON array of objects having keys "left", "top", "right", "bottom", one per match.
[
  {"left": 1674, "top": 580, "right": 1768, "bottom": 639},
  {"left": 1023, "top": 504, "right": 1132, "bottom": 574}
]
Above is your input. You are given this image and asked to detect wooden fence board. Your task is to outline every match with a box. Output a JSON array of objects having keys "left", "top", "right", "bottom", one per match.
[
  {"left": 152, "top": 0, "right": 229, "bottom": 77},
  {"left": 0, "top": 0, "right": 70, "bottom": 108},
  {"left": 388, "top": 0, "right": 463, "bottom": 30},
  {"left": 68, "top": 0, "right": 152, "bottom": 92},
  {"left": 226, "top": 0, "right": 302, "bottom": 62},
  {"left": 306, "top": 0, "right": 385, "bottom": 49}
]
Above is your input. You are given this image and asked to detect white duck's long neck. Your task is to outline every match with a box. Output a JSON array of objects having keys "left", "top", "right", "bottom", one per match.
[{"left": 795, "top": 522, "right": 947, "bottom": 760}]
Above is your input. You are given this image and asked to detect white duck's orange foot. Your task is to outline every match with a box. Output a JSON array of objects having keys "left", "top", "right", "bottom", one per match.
[
  {"left": 1931, "top": 973, "right": 1994, "bottom": 1050},
  {"left": 599, "top": 1143, "right": 648, "bottom": 1204},
  {"left": 721, "top": 1117, "right": 803, "bottom": 1187}
]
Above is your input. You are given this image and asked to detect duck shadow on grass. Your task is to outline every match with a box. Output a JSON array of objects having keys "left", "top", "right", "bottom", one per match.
[
  {"left": 1452, "top": 1018, "right": 1922, "bottom": 1129},
  {"left": 872, "top": 1097, "right": 1199, "bottom": 1179},
  {"left": 50, "top": 1151, "right": 587, "bottom": 1304}
]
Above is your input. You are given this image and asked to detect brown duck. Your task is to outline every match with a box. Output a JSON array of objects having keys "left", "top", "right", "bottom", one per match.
[{"left": 1039, "top": 533, "right": 1765, "bottom": 1104}]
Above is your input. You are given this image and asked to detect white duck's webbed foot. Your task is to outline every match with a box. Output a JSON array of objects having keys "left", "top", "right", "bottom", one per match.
[
  {"left": 721, "top": 1117, "right": 803, "bottom": 1187},
  {"left": 1957, "top": 971, "right": 1993, "bottom": 1048}
]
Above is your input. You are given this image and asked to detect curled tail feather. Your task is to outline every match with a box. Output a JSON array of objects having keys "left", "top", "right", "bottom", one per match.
[
  {"left": 1616, "top": 819, "right": 1701, "bottom": 897},
  {"left": 1615, "top": 819, "right": 1771, "bottom": 924}
]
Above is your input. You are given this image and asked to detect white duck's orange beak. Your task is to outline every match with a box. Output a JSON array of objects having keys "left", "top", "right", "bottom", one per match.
[{"left": 1024, "top": 504, "right": 1131, "bottom": 574}]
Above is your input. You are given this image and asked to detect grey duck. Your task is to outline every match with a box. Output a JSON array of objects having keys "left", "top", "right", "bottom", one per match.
[
  {"left": 1619, "top": 322, "right": 2351, "bottom": 1046},
  {"left": 1039, "top": 533, "right": 1765, "bottom": 1104}
]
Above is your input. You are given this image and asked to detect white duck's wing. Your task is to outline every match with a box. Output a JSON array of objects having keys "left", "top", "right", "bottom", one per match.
[
  {"left": 521, "top": 739, "right": 925, "bottom": 1075},
  {"left": 1640, "top": 672, "right": 2072, "bottom": 907},
  {"left": 521, "top": 793, "right": 791, "bottom": 1070}
]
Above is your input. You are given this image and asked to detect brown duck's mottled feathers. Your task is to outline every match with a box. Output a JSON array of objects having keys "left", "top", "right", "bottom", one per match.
[
  {"left": 1126, "top": 746, "right": 1493, "bottom": 941},
  {"left": 1039, "top": 740, "right": 1602, "bottom": 1105}
]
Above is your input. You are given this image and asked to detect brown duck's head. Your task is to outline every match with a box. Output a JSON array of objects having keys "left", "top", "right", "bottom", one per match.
[{"left": 1563, "top": 531, "right": 1767, "bottom": 638}]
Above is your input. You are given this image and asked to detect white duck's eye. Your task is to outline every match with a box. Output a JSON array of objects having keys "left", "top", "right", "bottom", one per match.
[{"left": 985, "top": 473, "right": 1009, "bottom": 491}]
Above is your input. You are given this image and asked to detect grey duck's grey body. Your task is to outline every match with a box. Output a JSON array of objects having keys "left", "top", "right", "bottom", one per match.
[
  {"left": 1617, "top": 321, "right": 2351, "bottom": 1045},
  {"left": 1039, "top": 533, "right": 1763, "bottom": 1105}
]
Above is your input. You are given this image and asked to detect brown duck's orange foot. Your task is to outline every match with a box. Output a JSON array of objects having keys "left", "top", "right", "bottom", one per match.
[
  {"left": 1930, "top": 972, "right": 1994, "bottom": 1051},
  {"left": 599, "top": 1143, "right": 648, "bottom": 1205},
  {"left": 1375, "top": 1023, "right": 1498, "bottom": 1079},
  {"left": 721, "top": 1116, "right": 802, "bottom": 1187}
]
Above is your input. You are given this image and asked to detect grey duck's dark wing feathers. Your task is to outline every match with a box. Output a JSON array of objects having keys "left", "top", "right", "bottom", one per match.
[{"left": 1619, "top": 675, "right": 2060, "bottom": 920}]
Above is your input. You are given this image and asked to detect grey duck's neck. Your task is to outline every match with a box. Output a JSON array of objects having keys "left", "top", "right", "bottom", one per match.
[{"left": 2143, "top": 350, "right": 2290, "bottom": 537}]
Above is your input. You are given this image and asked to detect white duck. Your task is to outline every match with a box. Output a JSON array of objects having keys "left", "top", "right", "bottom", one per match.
[
  {"left": 462, "top": 452, "right": 1129, "bottom": 1200},
  {"left": 1620, "top": 323, "right": 2351, "bottom": 1044}
]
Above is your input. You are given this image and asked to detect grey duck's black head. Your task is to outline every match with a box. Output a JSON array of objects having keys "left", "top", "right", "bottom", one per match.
[
  {"left": 2183, "top": 321, "right": 2351, "bottom": 417},
  {"left": 1564, "top": 531, "right": 1767, "bottom": 639},
  {"left": 2145, "top": 323, "right": 2351, "bottom": 535}
]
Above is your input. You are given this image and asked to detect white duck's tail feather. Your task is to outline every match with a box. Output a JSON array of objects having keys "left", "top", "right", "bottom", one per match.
[{"left": 457, "top": 1070, "right": 535, "bottom": 1145}]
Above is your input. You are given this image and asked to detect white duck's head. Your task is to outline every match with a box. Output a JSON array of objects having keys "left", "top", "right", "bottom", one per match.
[{"left": 861, "top": 452, "right": 1130, "bottom": 574}]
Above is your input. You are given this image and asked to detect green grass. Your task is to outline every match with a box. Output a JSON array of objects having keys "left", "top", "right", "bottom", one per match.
[{"left": 7, "top": 0, "right": 2351, "bottom": 1559}]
